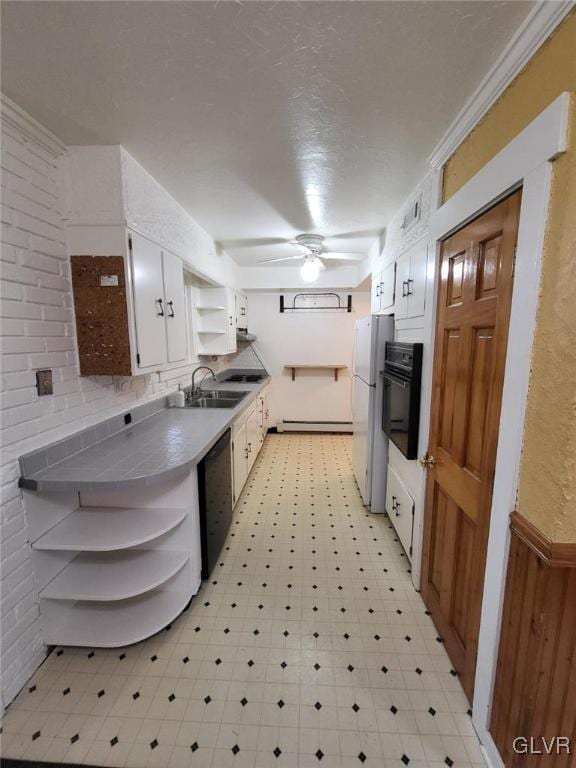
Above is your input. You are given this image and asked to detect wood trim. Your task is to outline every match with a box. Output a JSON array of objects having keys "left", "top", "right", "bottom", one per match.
[
  {"left": 510, "top": 511, "right": 576, "bottom": 568},
  {"left": 490, "top": 527, "right": 576, "bottom": 766}
]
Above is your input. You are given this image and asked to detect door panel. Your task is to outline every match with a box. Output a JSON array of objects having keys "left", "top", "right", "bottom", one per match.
[
  {"left": 162, "top": 250, "right": 187, "bottom": 363},
  {"left": 422, "top": 190, "right": 521, "bottom": 702},
  {"left": 395, "top": 252, "right": 410, "bottom": 320},
  {"left": 352, "top": 377, "right": 370, "bottom": 504},
  {"left": 407, "top": 242, "right": 427, "bottom": 317},
  {"left": 130, "top": 232, "right": 167, "bottom": 369}
]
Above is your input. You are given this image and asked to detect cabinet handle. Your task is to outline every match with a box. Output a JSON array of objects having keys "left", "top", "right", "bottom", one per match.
[
  {"left": 401, "top": 281, "right": 407, "bottom": 298},
  {"left": 392, "top": 495, "right": 401, "bottom": 516},
  {"left": 229, "top": 316, "right": 233, "bottom": 326},
  {"left": 156, "top": 298, "right": 165, "bottom": 317},
  {"left": 405, "top": 278, "right": 414, "bottom": 296},
  {"left": 244, "top": 447, "right": 249, "bottom": 459},
  {"left": 375, "top": 284, "right": 381, "bottom": 297},
  {"left": 248, "top": 442, "right": 252, "bottom": 453},
  {"left": 167, "top": 300, "right": 175, "bottom": 318}
]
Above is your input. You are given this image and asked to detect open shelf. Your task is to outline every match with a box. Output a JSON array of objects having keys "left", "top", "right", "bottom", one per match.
[
  {"left": 32, "top": 507, "right": 186, "bottom": 552},
  {"left": 40, "top": 550, "right": 189, "bottom": 601},
  {"left": 197, "top": 330, "right": 226, "bottom": 335},
  {"left": 284, "top": 363, "right": 348, "bottom": 382},
  {"left": 41, "top": 564, "right": 195, "bottom": 647}
]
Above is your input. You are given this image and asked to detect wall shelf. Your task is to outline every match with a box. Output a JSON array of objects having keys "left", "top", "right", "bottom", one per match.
[
  {"left": 284, "top": 364, "right": 348, "bottom": 382},
  {"left": 40, "top": 550, "right": 189, "bottom": 601},
  {"left": 32, "top": 507, "right": 186, "bottom": 551}
]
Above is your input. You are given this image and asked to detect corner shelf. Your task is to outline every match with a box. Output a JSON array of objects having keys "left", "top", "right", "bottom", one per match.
[
  {"left": 40, "top": 550, "right": 189, "bottom": 601},
  {"left": 32, "top": 507, "right": 186, "bottom": 551},
  {"left": 41, "top": 565, "right": 193, "bottom": 648},
  {"left": 284, "top": 363, "right": 348, "bottom": 382}
]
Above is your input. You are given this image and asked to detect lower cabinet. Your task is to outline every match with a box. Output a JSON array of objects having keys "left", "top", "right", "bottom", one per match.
[
  {"left": 386, "top": 465, "right": 415, "bottom": 559},
  {"left": 232, "top": 386, "right": 270, "bottom": 506}
]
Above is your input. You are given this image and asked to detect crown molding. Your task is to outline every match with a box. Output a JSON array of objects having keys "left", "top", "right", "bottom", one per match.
[
  {"left": 428, "top": 1, "right": 574, "bottom": 169},
  {"left": 1, "top": 93, "right": 66, "bottom": 157}
]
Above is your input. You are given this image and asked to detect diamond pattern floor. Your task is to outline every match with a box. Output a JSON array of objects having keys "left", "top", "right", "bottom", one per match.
[{"left": 1, "top": 434, "right": 485, "bottom": 768}]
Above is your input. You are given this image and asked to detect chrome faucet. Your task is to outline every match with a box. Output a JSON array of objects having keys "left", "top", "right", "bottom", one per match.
[{"left": 191, "top": 365, "right": 216, "bottom": 395}]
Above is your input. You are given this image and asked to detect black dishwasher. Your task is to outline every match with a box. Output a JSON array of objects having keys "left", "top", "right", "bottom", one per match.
[{"left": 197, "top": 429, "right": 233, "bottom": 578}]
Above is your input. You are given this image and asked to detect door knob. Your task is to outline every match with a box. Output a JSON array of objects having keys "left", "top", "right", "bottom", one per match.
[{"left": 419, "top": 453, "right": 436, "bottom": 469}]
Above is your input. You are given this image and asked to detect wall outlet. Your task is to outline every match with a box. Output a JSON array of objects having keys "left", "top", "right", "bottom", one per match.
[{"left": 36, "top": 370, "right": 53, "bottom": 396}]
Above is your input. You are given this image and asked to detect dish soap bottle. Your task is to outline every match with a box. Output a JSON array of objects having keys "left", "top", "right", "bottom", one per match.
[{"left": 172, "top": 384, "right": 185, "bottom": 408}]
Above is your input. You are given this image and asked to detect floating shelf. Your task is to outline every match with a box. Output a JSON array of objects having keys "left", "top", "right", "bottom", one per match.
[
  {"left": 32, "top": 507, "right": 186, "bottom": 552},
  {"left": 284, "top": 363, "right": 348, "bottom": 382},
  {"left": 197, "top": 330, "right": 226, "bottom": 335},
  {"left": 195, "top": 305, "right": 226, "bottom": 310},
  {"left": 40, "top": 550, "right": 189, "bottom": 601},
  {"left": 42, "top": 565, "right": 193, "bottom": 648}
]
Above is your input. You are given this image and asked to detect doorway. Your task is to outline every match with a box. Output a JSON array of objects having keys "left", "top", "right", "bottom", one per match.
[{"left": 421, "top": 190, "right": 521, "bottom": 702}]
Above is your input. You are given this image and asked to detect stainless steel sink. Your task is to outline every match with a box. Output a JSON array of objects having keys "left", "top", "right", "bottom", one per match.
[{"left": 186, "top": 390, "right": 248, "bottom": 408}]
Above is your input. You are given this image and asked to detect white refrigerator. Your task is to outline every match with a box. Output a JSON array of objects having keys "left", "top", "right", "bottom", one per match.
[{"left": 352, "top": 315, "right": 394, "bottom": 511}]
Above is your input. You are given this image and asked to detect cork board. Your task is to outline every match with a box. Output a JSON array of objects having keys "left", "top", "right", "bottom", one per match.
[{"left": 71, "top": 255, "right": 132, "bottom": 376}]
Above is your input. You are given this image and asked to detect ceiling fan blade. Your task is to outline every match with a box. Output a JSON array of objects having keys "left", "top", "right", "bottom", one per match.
[
  {"left": 290, "top": 241, "right": 314, "bottom": 255},
  {"left": 257, "top": 255, "right": 302, "bottom": 264},
  {"left": 322, "top": 252, "right": 366, "bottom": 261}
]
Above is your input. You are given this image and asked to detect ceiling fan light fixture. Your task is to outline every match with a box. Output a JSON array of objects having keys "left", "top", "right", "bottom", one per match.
[{"left": 301, "top": 258, "right": 321, "bottom": 283}]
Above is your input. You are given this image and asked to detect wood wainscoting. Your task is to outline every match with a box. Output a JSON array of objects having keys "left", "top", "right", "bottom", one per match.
[{"left": 490, "top": 512, "right": 576, "bottom": 766}]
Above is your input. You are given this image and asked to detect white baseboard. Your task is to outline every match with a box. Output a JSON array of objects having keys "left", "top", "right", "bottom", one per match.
[{"left": 276, "top": 421, "right": 353, "bottom": 433}]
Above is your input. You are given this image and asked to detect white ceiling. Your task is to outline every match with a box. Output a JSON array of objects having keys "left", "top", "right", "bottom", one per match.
[{"left": 2, "top": 1, "right": 534, "bottom": 267}]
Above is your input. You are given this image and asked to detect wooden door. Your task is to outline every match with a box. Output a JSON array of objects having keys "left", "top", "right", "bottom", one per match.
[
  {"left": 421, "top": 191, "right": 521, "bottom": 702},
  {"left": 162, "top": 250, "right": 187, "bottom": 364},
  {"left": 130, "top": 232, "right": 167, "bottom": 369}
]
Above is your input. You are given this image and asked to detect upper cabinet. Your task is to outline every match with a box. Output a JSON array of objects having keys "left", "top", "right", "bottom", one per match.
[
  {"left": 371, "top": 262, "right": 396, "bottom": 314},
  {"left": 236, "top": 292, "right": 249, "bottom": 331},
  {"left": 70, "top": 229, "right": 189, "bottom": 376},
  {"left": 394, "top": 240, "right": 427, "bottom": 322}
]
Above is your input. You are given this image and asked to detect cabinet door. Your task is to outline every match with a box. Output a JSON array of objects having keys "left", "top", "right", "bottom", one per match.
[
  {"left": 226, "top": 288, "right": 237, "bottom": 353},
  {"left": 259, "top": 387, "right": 269, "bottom": 439},
  {"left": 236, "top": 293, "right": 248, "bottom": 330},
  {"left": 232, "top": 422, "right": 248, "bottom": 506},
  {"left": 407, "top": 242, "right": 427, "bottom": 319},
  {"left": 386, "top": 466, "right": 414, "bottom": 559},
  {"left": 130, "top": 232, "right": 167, "bottom": 368},
  {"left": 371, "top": 271, "right": 382, "bottom": 313},
  {"left": 394, "top": 252, "right": 411, "bottom": 320},
  {"left": 380, "top": 262, "right": 396, "bottom": 312},
  {"left": 162, "top": 250, "right": 187, "bottom": 363},
  {"left": 246, "top": 406, "right": 260, "bottom": 470}
]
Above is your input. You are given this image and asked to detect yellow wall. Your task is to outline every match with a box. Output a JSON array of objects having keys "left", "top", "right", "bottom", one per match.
[{"left": 443, "top": 10, "right": 576, "bottom": 543}]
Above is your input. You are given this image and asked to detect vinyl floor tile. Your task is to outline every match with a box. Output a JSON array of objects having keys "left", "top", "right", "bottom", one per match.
[{"left": 1, "top": 435, "right": 485, "bottom": 768}]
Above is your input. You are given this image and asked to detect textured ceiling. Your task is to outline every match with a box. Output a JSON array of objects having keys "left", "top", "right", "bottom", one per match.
[{"left": 1, "top": 1, "right": 534, "bottom": 266}]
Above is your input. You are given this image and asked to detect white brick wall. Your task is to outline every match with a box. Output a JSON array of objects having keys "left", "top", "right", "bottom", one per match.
[{"left": 0, "top": 105, "right": 226, "bottom": 712}]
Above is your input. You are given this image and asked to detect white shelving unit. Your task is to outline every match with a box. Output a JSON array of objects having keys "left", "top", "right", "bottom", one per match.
[
  {"left": 41, "top": 566, "right": 194, "bottom": 648},
  {"left": 33, "top": 507, "right": 186, "bottom": 551},
  {"left": 189, "top": 280, "right": 237, "bottom": 355},
  {"left": 40, "top": 549, "right": 189, "bottom": 601},
  {"left": 25, "top": 470, "right": 202, "bottom": 648}
]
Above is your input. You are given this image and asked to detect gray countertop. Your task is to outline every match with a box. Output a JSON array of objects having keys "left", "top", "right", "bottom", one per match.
[{"left": 19, "top": 376, "right": 270, "bottom": 493}]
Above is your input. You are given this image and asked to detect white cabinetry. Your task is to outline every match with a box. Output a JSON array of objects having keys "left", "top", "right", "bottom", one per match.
[
  {"left": 236, "top": 292, "right": 249, "bottom": 331},
  {"left": 24, "top": 472, "right": 202, "bottom": 647},
  {"left": 385, "top": 465, "right": 415, "bottom": 560},
  {"left": 163, "top": 250, "right": 187, "bottom": 363},
  {"left": 371, "top": 262, "right": 396, "bottom": 314},
  {"left": 231, "top": 387, "right": 269, "bottom": 506},
  {"left": 129, "top": 232, "right": 188, "bottom": 369},
  {"left": 394, "top": 240, "right": 427, "bottom": 322},
  {"left": 191, "top": 282, "right": 237, "bottom": 355}
]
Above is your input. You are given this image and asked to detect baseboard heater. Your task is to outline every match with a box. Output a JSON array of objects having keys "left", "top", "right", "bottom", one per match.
[{"left": 277, "top": 420, "right": 353, "bottom": 433}]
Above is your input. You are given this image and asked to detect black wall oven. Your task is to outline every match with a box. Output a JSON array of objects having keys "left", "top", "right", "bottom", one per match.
[{"left": 381, "top": 342, "right": 423, "bottom": 460}]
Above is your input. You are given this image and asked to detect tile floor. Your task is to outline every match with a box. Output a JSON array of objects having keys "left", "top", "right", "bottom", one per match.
[{"left": 1, "top": 434, "right": 485, "bottom": 768}]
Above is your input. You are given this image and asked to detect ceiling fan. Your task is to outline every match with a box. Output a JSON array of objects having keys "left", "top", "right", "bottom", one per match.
[{"left": 258, "top": 234, "right": 364, "bottom": 282}]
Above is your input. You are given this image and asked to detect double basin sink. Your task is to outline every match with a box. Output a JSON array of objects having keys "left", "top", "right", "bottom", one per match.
[{"left": 186, "top": 390, "right": 249, "bottom": 409}]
